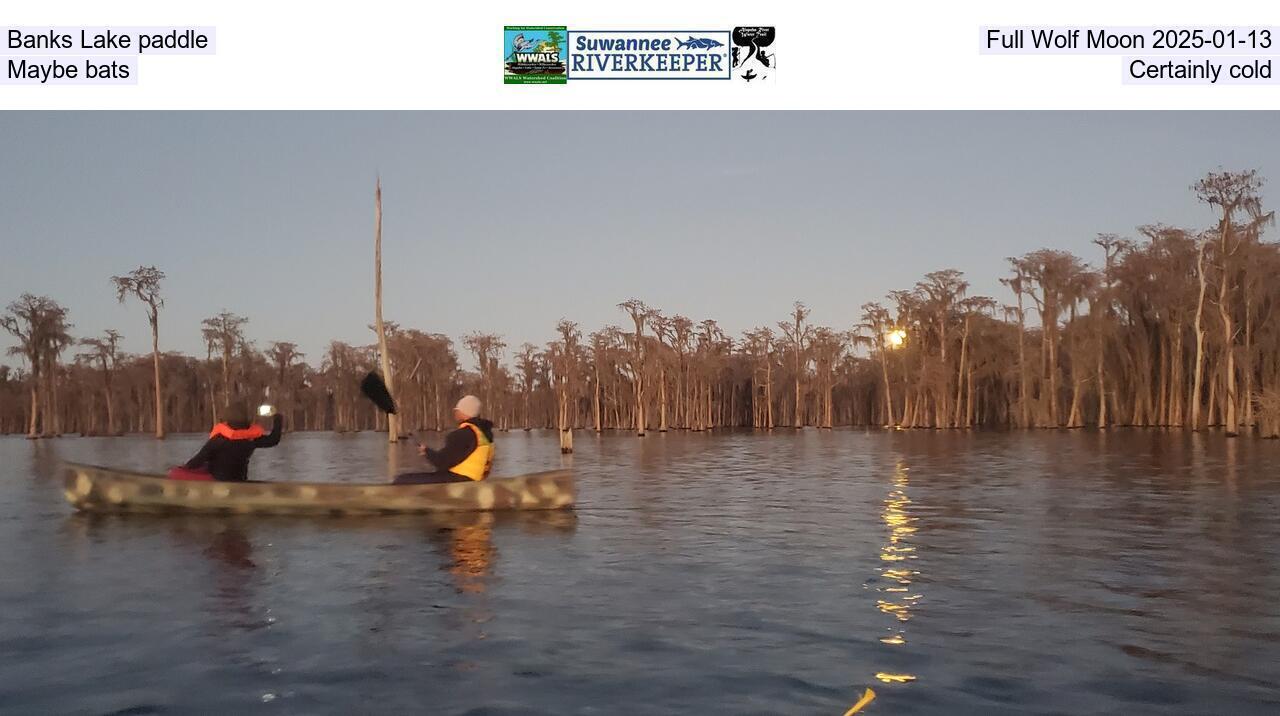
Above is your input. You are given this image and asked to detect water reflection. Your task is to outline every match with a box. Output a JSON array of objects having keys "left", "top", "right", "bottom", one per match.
[
  {"left": 165, "top": 519, "right": 270, "bottom": 632},
  {"left": 427, "top": 514, "right": 497, "bottom": 595},
  {"left": 874, "top": 459, "right": 919, "bottom": 685},
  {"left": 203, "top": 527, "right": 257, "bottom": 570},
  {"left": 12, "top": 431, "right": 1280, "bottom": 714},
  {"left": 198, "top": 526, "right": 270, "bottom": 632}
]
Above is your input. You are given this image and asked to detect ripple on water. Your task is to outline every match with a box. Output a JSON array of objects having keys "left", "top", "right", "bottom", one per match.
[{"left": 2, "top": 430, "right": 1280, "bottom": 714}]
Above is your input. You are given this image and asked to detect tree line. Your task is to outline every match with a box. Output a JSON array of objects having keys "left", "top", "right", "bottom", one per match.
[{"left": 4, "top": 169, "right": 1280, "bottom": 441}]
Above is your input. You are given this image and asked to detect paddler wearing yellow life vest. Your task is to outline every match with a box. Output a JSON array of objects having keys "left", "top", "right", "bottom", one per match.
[{"left": 393, "top": 395, "right": 495, "bottom": 485}]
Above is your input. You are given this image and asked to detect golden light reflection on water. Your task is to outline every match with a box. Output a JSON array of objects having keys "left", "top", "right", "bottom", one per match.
[
  {"left": 873, "top": 460, "right": 918, "bottom": 681},
  {"left": 448, "top": 524, "right": 495, "bottom": 594}
]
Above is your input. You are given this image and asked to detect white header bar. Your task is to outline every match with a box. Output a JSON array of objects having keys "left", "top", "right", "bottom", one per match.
[{"left": 1, "top": 0, "right": 1278, "bottom": 109}]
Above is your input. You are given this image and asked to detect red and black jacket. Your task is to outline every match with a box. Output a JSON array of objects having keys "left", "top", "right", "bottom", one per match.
[{"left": 184, "top": 414, "right": 283, "bottom": 482}]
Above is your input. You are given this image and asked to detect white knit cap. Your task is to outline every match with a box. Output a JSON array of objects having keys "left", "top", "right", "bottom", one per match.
[{"left": 454, "top": 395, "right": 482, "bottom": 418}]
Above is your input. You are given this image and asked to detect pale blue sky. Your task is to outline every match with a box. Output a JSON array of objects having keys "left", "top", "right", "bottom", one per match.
[{"left": 0, "top": 112, "right": 1274, "bottom": 370}]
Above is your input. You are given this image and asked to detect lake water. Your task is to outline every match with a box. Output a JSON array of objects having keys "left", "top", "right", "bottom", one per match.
[{"left": 2, "top": 429, "right": 1279, "bottom": 715}]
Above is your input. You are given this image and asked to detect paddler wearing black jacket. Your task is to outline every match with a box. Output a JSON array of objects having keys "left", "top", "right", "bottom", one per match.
[
  {"left": 394, "top": 395, "right": 495, "bottom": 485},
  {"left": 184, "top": 401, "right": 283, "bottom": 482}
]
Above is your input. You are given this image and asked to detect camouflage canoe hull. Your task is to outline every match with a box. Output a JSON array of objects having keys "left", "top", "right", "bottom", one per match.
[{"left": 63, "top": 463, "right": 575, "bottom": 515}]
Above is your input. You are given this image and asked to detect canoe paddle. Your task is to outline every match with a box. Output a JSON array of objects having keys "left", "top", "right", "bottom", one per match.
[
  {"left": 360, "top": 371, "right": 397, "bottom": 414},
  {"left": 361, "top": 371, "right": 427, "bottom": 452}
]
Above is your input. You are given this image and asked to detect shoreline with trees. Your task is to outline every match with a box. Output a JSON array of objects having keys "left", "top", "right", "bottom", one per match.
[{"left": 4, "top": 169, "right": 1279, "bottom": 440}]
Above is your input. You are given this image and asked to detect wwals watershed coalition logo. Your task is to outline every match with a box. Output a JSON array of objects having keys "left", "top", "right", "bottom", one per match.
[
  {"left": 504, "top": 26, "right": 566, "bottom": 84},
  {"left": 504, "top": 27, "right": 773, "bottom": 82}
]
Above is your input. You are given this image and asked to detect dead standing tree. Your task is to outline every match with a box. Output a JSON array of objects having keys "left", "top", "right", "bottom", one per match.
[
  {"left": 372, "top": 178, "right": 400, "bottom": 443},
  {"left": 1010, "top": 250, "right": 1089, "bottom": 427},
  {"left": 1000, "top": 265, "right": 1031, "bottom": 428},
  {"left": 464, "top": 332, "right": 507, "bottom": 421},
  {"left": 111, "top": 266, "right": 166, "bottom": 438},
  {"left": 1194, "top": 169, "right": 1275, "bottom": 436},
  {"left": 1092, "top": 233, "right": 1131, "bottom": 429},
  {"left": 953, "top": 296, "right": 996, "bottom": 428},
  {"left": 201, "top": 311, "right": 248, "bottom": 409},
  {"left": 619, "top": 299, "right": 650, "bottom": 436},
  {"left": 693, "top": 320, "right": 728, "bottom": 430},
  {"left": 78, "top": 329, "right": 123, "bottom": 435},
  {"left": 889, "top": 289, "right": 923, "bottom": 427},
  {"left": 515, "top": 343, "right": 541, "bottom": 429},
  {"left": 667, "top": 315, "right": 694, "bottom": 429},
  {"left": 267, "top": 341, "right": 304, "bottom": 424},
  {"left": 810, "top": 327, "right": 846, "bottom": 428},
  {"left": 778, "top": 301, "right": 812, "bottom": 428},
  {"left": 743, "top": 327, "right": 776, "bottom": 429},
  {"left": 1188, "top": 228, "right": 1213, "bottom": 430},
  {"left": 859, "top": 302, "right": 897, "bottom": 427},
  {"left": 918, "top": 270, "right": 968, "bottom": 427},
  {"left": 650, "top": 311, "right": 673, "bottom": 432},
  {"left": 587, "top": 327, "right": 620, "bottom": 433},
  {"left": 549, "top": 320, "right": 581, "bottom": 452},
  {"left": 2, "top": 294, "right": 70, "bottom": 437}
]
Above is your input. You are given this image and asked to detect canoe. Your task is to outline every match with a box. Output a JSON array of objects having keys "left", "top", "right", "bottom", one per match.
[{"left": 62, "top": 463, "right": 575, "bottom": 515}]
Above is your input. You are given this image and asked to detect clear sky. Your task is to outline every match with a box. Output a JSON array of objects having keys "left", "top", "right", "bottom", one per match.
[{"left": 0, "top": 111, "right": 1275, "bottom": 371}]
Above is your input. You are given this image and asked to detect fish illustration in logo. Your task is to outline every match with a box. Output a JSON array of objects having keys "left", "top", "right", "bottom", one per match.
[{"left": 676, "top": 36, "right": 725, "bottom": 50}]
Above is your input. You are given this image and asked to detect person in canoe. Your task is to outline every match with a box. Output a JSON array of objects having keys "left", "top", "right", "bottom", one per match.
[
  {"left": 394, "top": 395, "right": 494, "bottom": 485},
  {"left": 175, "top": 400, "right": 284, "bottom": 481}
]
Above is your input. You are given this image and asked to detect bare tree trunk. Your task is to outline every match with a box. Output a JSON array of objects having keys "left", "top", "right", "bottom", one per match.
[
  {"left": 706, "top": 380, "right": 714, "bottom": 429},
  {"left": 1096, "top": 347, "right": 1108, "bottom": 429},
  {"left": 221, "top": 352, "right": 230, "bottom": 408},
  {"left": 1046, "top": 308, "right": 1060, "bottom": 427},
  {"left": 593, "top": 363, "right": 602, "bottom": 432},
  {"left": 1016, "top": 292, "right": 1030, "bottom": 427},
  {"left": 1067, "top": 379, "right": 1083, "bottom": 428},
  {"left": 880, "top": 349, "right": 895, "bottom": 427},
  {"left": 966, "top": 367, "right": 976, "bottom": 427},
  {"left": 1190, "top": 239, "right": 1209, "bottom": 430},
  {"left": 1243, "top": 293, "right": 1254, "bottom": 432},
  {"left": 765, "top": 358, "right": 774, "bottom": 429},
  {"left": 659, "top": 365, "right": 668, "bottom": 432},
  {"left": 151, "top": 315, "right": 164, "bottom": 439},
  {"left": 434, "top": 381, "right": 442, "bottom": 430},
  {"left": 373, "top": 179, "right": 399, "bottom": 443},
  {"left": 1219, "top": 276, "right": 1238, "bottom": 435},
  {"left": 1207, "top": 362, "right": 1218, "bottom": 426},
  {"left": 1170, "top": 325, "right": 1183, "bottom": 426},
  {"left": 104, "top": 384, "right": 116, "bottom": 435},
  {"left": 558, "top": 377, "right": 573, "bottom": 453},
  {"left": 1162, "top": 338, "right": 1172, "bottom": 425},
  {"left": 953, "top": 319, "right": 970, "bottom": 428},
  {"left": 27, "top": 379, "right": 39, "bottom": 438}
]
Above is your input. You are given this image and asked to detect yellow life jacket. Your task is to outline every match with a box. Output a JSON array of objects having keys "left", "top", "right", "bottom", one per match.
[{"left": 451, "top": 422, "right": 494, "bottom": 481}]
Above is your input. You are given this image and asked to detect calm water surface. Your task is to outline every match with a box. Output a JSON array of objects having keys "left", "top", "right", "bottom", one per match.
[{"left": 2, "top": 429, "right": 1279, "bottom": 714}]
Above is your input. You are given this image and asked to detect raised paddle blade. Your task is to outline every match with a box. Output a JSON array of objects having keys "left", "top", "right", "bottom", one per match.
[{"left": 360, "top": 371, "right": 397, "bottom": 414}]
